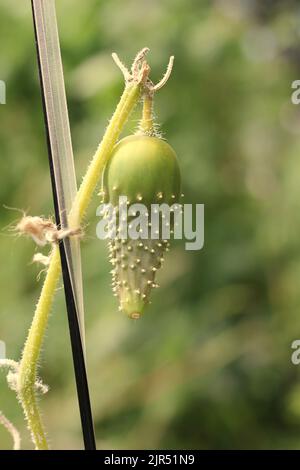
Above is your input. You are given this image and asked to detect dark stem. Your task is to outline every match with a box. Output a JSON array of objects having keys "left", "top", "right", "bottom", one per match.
[{"left": 31, "top": 0, "right": 96, "bottom": 450}]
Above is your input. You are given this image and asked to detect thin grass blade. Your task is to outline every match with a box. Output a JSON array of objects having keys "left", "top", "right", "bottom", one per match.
[{"left": 31, "top": 0, "right": 85, "bottom": 348}]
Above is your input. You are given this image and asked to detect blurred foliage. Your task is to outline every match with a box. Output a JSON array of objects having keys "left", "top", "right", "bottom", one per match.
[{"left": 1, "top": 0, "right": 300, "bottom": 449}]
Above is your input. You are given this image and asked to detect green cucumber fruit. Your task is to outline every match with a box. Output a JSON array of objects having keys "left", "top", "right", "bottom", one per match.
[{"left": 103, "top": 134, "right": 181, "bottom": 319}]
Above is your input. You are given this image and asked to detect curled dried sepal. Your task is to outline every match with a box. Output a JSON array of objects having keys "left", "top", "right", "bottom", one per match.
[
  {"left": 112, "top": 47, "right": 150, "bottom": 85},
  {"left": 112, "top": 48, "right": 174, "bottom": 95},
  {"left": 111, "top": 53, "right": 131, "bottom": 82},
  {"left": 16, "top": 216, "right": 56, "bottom": 246},
  {"left": 150, "top": 55, "right": 174, "bottom": 93},
  {"left": 32, "top": 252, "right": 51, "bottom": 267},
  {"left": 0, "top": 359, "right": 49, "bottom": 395},
  {"left": 16, "top": 215, "right": 82, "bottom": 246}
]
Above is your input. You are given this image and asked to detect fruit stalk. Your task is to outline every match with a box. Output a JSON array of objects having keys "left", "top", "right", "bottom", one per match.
[{"left": 139, "top": 93, "right": 154, "bottom": 135}]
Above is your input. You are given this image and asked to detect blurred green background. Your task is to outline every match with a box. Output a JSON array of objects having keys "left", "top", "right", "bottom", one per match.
[{"left": 1, "top": 0, "right": 300, "bottom": 450}]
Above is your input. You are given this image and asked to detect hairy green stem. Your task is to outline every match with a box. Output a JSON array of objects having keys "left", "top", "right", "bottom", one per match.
[
  {"left": 17, "top": 82, "right": 142, "bottom": 450},
  {"left": 139, "top": 93, "right": 154, "bottom": 134}
]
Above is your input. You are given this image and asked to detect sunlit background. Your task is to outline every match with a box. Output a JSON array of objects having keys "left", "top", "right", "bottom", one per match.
[{"left": 1, "top": 0, "right": 300, "bottom": 449}]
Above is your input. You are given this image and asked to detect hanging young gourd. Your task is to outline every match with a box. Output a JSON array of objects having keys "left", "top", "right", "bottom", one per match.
[{"left": 102, "top": 52, "right": 181, "bottom": 319}]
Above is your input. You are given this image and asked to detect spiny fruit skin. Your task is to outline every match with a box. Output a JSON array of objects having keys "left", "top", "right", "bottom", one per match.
[
  {"left": 103, "top": 134, "right": 181, "bottom": 319},
  {"left": 104, "top": 135, "right": 181, "bottom": 207}
]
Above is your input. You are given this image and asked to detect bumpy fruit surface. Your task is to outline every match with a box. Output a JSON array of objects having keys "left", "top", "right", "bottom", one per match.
[{"left": 103, "top": 134, "right": 181, "bottom": 319}]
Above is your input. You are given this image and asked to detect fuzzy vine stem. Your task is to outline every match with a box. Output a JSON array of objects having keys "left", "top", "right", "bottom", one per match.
[
  {"left": 17, "top": 51, "right": 150, "bottom": 450},
  {"left": 15, "top": 48, "right": 174, "bottom": 450}
]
